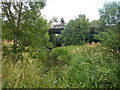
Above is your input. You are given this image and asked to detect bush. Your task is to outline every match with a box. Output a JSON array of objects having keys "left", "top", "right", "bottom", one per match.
[
  {"left": 95, "top": 25, "right": 120, "bottom": 52},
  {"left": 31, "top": 48, "right": 49, "bottom": 63},
  {"left": 49, "top": 47, "right": 72, "bottom": 66},
  {"left": 49, "top": 45, "right": 120, "bottom": 88}
]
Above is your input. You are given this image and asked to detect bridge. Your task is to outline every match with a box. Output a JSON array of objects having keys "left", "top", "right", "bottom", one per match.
[
  {"left": 48, "top": 27, "right": 65, "bottom": 34},
  {"left": 48, "top": 26, "right": 98, "bottom": 34}
]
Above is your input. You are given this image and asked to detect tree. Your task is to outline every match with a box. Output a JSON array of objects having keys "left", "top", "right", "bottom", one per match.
[
  {"left": 2, "top": 2, "right": 46, "bottom": 52},
  {"left": 61, "top": 14, "right": 90, "bottom": 46},
  {"left": 95, "top": 25, "right": 120, "bottom": 52},
  {"left": 51, "top": 16, "right": 58, "bottom": 23},
  {"left": 49, "top": 16, "right": 58, "bottom": 27},
  {"left": 2, "top": 2, "right": 52, "bottom": 59},
  {"left": 95, "top": 1, "right": 120, "bottom": 52},
  {"left": 90, "top": 20, "right": 101, "bottom": 27},
  {"left": 99, "top": 2, "right": 118, "bottom": 26},
  {"left": 118, "top": 1, "right": 120, "bottom": 22}
]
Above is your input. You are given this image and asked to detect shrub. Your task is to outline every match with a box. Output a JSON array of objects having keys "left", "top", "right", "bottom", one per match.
[
  {"left": 31, "top": 48, "right": 49, "bottom": 63},
  {"left": 49, "top": 47, "right": 72, "bottom": 66},
  {"left": 95, "top": 25, "right": 120, "bottom": 52},
  {"left": 52, "top": 46, "right": 120, "bottom": 88}
]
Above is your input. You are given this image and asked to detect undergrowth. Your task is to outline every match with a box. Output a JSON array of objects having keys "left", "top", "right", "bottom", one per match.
[{"left": 2, "top": 44, "right": 120, "bottom": 88}]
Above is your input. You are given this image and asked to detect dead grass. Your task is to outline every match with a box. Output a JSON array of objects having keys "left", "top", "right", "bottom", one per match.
[
  {"left": 2, "top": 40, "right": 13, "bottom": 46},
  {"left": 84, "top": 42, "right": 101, "bottom": 47}
]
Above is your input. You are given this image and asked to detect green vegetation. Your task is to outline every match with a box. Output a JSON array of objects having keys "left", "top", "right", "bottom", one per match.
[
  {"left": 3, "top": 45, "right": 120, "bottom": 88},
  {"left": 99, "top": 2, "right": 118, "bottom": 26},
  {"left": 95, "top": 25, "right": 120, "bottom": 52},
  {"left": 2, "top": 1, "right": 120, "bottom": 88},
  {"left": 95, "top": 1, "right": 120, "bottom": 52},
  {"left": 55, "top": 45, "right": 120, "bottom": 88},
  {"left": 61, "top": 14, "right": 90, "bottom": 45},
  {"left": 2, "top": 2, "right": 52, "bottom": 60}
]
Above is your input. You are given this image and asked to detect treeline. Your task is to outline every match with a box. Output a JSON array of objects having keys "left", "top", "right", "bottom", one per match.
[
  {"left": 51, "top": 2, "right": 120, "bottom": 53},
  {"left": 2, "top": 1, "right": 120, "bottom": 60}
]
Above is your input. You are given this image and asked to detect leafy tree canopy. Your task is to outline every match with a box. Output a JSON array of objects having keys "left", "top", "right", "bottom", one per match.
[
  {"left": 61, "top": 14, "right": 90, "bottom": 46},
  {"left": 95, "top": 1, "right": 120, "bottom": 52},
  {"left": 2, "top": 2, "right": 52, "bottom": 59},
  {"left": 99, "top": 2, "right": 118, "bottom": 26}
]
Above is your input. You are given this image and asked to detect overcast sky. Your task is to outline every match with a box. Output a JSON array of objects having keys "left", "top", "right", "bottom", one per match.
[{"left": 41, "top": 0, "right": 119, "bottom": 23}]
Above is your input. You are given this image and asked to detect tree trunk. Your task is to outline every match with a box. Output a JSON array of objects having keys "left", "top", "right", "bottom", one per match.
[
  {"left": 13, "top": 31, "right": 17, "bottom": 53},
  {"left": 13, "top": 2, "right": 23, "bottom": 53}
]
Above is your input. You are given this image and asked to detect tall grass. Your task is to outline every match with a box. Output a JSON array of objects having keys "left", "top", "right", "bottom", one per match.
[
  {"left": 2, "top": 43, "right": 120, "bottom": 88},
  {"left": 48, "top": 44, "right": 120, "bottom": 88},
  {"left": 2, "top": 53, "right": 57, "bottom": 88}
]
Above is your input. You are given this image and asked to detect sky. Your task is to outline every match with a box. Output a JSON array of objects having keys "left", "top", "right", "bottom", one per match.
[{"left": 41, "top": 0, "right": 119, "bottom": 23}]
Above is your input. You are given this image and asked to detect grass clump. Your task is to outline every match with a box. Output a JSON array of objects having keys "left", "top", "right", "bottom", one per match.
[{"left": 2, "top": 53, "right": 57, "bottom": 88}]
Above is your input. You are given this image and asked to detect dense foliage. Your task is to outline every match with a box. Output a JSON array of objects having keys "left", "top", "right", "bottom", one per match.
[
  {"left": 95, "top": 25, "right": 120, "bottom": 52},
  {"left": 61, "top": 14, "right": 90, "bottom": 45},
  {"left": 3, "top": 45, "right": 120, "bottom": 88},
  {"left": 95, "top": 2, "right": 120, "bottom": 52},
  {"left": 2, "top": 1, "right": 120, "bottom": 88},
  {"left": 49, "top": 45, "right": 120, "bottom": 88},
  {"left": 2, "top": 2, "right": 52, "bottom": 60},
  {"left": 99, "top": 2, "right": 118, "bottom": 26}
]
